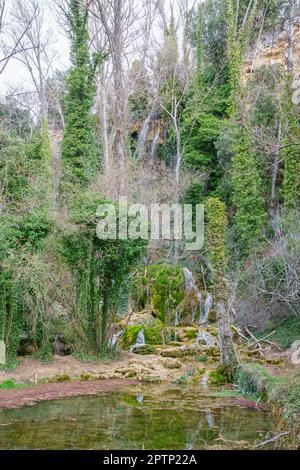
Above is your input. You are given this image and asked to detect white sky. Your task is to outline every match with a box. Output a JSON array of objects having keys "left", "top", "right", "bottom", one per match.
[
  {"left": 0, "top": 0, "right": 70, "bottom": 97},
  {"left": 0, "top": 0, "right": 199, "bottom": 98}
]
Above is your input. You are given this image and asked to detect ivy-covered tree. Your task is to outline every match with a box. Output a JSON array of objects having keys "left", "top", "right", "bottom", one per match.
[
  {"left": 61, "top": 0, "right": 103, "bottom": 191},
  {"left": 206, "top": 197, "right": 234, "bottom": 372},
  {"left": 227, "top": 0, "right": 267, "bottom": 257}
]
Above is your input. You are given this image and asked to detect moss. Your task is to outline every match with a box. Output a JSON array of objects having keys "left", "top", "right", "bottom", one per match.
[
  {"left": 258, "top": 316, "right": 300, "bottom": 349},
  {"left": 197, "top": 354, "right": 208, "bottom": 363},
  {"left": 120, "top": 325, "right": 143, "bottom": 349},
  {"left": 132, "top": 265, "right": 185, "bottom": 324},
  {"left": 0, "top": 379, "right": 28, "bottom": 389},
  {"left": 209, "top": 365, "right": 228, "bottom": 384},
  {"left": 235, "top": 363, "right": 300, "bottom": 428},
  {"left": 144, "top": 326, "right": 165, "bottom": 344},
  {"left": 183, "top": 328, "right": 198, "bottom": 340},
  {"left": 234, "top": 363, "right": 284, "bottom": 399},
  {"left": 80, "top": 373, "right": 93, "bottom": 381},
  {"left": 49, "top": 374, "right": 71, "bottom": 383},
  {"left": 134, "top": 345, "right": 155, "bottom": 355}
]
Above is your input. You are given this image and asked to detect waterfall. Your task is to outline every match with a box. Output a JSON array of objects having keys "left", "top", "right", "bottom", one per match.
[
  {"left": 199, "top": 293, "right": 212, "bottom": 325},
  {"left": 206, "top": 410, "right": 215, "bottom": 429},
  {"left": 110, "top": 330, "right": 124, "bottom": 349},
  {"left": 197, "top": 330, "right": 215, "bottom": 347},
  {"left": 174, "top": 308, "right": 181, "bottom": 341},
  {"left": 183, "top": 268, "right": 202, "bottom": 304},
  {"left": 135, "top": 114, "right": 151, "bottom": 159},
  {"left": 129, "top": 329, "right": 146, "bottom": 353},
  {"left": 183, "top": 268, "right": 202, "bottom": 323},
  {"left": 150, "top": 129, "right": 160, "bottom": 160},
  {"left": 136, "top": 394, "right": 144, "bottom": 404}
]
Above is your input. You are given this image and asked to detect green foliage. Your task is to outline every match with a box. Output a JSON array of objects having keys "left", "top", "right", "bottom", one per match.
[
  {"left": 26, "top": 119, "right": 52, "bottom": 194},
  {"left": 132, "top": 265, "right": 185, "bottom": 324},
  {"left": 0, "top": 379, "right": 28, "bottom": 389},
  {"left": 206, "top": 197, "right": 228, "bottom": 291},
  {"left": 231, "top": 128, "right": 267, "bottom": 257},
  {"left": 197, "top": 353, "right": 208, "bottom": 363},
  {"left": 258, "top": 317, "right": 300, "bottom": 349},
  {"left": 0, "top": 130, "right": 31, "bottom": 203},
  {"left": 273, "top": 376, "right": 300, "bottom": 424},
  {"left": 235, "top": 363, "right": 300, "bottom": 425},
  {"left": 120, "top": 326, "right": 142, "bottom": 349},
  {"left": 209, "top": 365, "right": 228, "bottom": 384},
  {"left": 59, "top": 194, "right": 147, "bottom": 354},
  {"left": 281, "top": 78, "right": 300, "bottom": 214},
  {"left": 234, "top": 363, "right": 283, "bottom": 399},
  {"left": 61, "top": 0, "right": 103, "bottom": 190}
]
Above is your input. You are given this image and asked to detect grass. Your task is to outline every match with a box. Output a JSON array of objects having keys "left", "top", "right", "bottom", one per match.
[
  {"left": 0, "top": 379, "right": 28, "bottom": 390},
  {"left": 258, "top": 316, "right": 300, "bottom": 349},
  {"left": 197, "top": 354, "right": 208, "bottom": 363},
  {"left": 210, "top": 388, "right": 260, "bottom": 402},
  {"left": 235, "top": 363, "right": 300, "bottom": 426}
]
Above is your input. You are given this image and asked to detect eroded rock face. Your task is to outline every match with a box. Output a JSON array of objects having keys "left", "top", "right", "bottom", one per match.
[{"left": 243, "top": 11, "right": 300, "bottom": 98}]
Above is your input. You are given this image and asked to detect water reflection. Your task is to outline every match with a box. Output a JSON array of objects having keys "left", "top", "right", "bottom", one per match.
[{"left": 0, "top": 385, "right": 273, "bottom": 450}]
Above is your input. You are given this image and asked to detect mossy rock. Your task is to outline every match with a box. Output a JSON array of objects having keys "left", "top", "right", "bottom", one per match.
[
  {"left": 121, "top": 311, "right": 163, "bottom": 328},
  {"left": 120, "top": 324, "right": 167, "bottom": 349},
  {"left": 161, "top": 358, "right": 183, "bottom": 369},
  {"left": 132, "top": 264, "right": 185, "bottom": 324},
  {"left": 176, "top": 327, "right": 198, "bottom": 342},
  {"left": 209, "top": 366, "right": 228, "bottom": 385},
  {"left": 140, "top": 374, "right": 162, "bottom": 383},
  {"left": 134, "top": 345, "right": 156, "bottom": 355},
  {"left": 120, "top": 325, "right": 143, "bottom": 349}
]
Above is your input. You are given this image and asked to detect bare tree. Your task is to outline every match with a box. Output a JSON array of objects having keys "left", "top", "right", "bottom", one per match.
[
  {"left": 0, "top": 0, "right": 38, "bottom": 75},
  {"left": 90, "top": 0, "right": 156, "bottom": 178},
  {"left": 10, "top": 0, "right": 56, "bottom": 120}
]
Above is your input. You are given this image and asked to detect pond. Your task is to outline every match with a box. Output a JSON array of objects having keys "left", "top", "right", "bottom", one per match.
[{"left": 0, "top": 384, "right": 273, "bottom": 450}]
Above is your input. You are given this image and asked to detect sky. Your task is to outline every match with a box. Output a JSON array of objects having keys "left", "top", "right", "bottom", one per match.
[
  {"left": 0, "top": 0, "right": 70, "bottom": 97},
  {"left": 0, "top": 0, "right": 199, "bottom": 98}
]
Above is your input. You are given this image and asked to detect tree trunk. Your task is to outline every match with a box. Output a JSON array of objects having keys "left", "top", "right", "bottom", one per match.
[{"left": 217, "top": 300, "right": 234, "bottom": 368}]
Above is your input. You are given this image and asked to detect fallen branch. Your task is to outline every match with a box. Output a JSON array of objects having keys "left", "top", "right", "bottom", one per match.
[
  {"left": 231, "top": 325, "right": 250, "bottom": 342},
  {"left": 244, "top": 327, "right": 265, "bottom": 357},
  {"left": 253, "top": 431, "right": 291, "bottom": 448},
  {"left": 240, "top": 330, "right": 275, "bottom": 353},
  {"left": 265, "top": 340, "right": 282, "bottom": 351}
]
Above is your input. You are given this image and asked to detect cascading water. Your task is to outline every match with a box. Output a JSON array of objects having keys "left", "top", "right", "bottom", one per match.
[
  {"left": 150, "top": 129, "right": 160, "bottom": 160},
  {"left": 129, "top": 329, "right": 146, "bottom": 353},
  {"left": 197, "top": 330, "right": 216, "bottom": 347},
  {"left": 174, "top": 308, "right": 181, "bottom": 341},
  {"left": 199, "top": 293, "right": 213, "bottom": 325},
  {"left": 135, "top": 114, "right": 152, "bottom": 159},
  {"left": 110, "top": 330, "right": 124, "bottom": 349},
  {"left": 183, "top": 268, "right": 202, "bottom": 304},
  {"left": 183, "top": 268, "right": 202, "bottom": 323}
]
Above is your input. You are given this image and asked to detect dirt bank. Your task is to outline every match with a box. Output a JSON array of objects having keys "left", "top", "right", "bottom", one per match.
[{"left": 0, "top": 379, "right": 136, "bottom": 410}]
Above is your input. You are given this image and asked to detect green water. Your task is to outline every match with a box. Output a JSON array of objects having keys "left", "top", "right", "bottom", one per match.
[{"left": 0, "top": 385, "right": 273, "bottom": 450}]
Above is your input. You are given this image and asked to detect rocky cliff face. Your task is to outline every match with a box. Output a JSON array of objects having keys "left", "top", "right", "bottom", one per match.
[{"left": 243, "top": 4, "right": 300, "bottom": 104}]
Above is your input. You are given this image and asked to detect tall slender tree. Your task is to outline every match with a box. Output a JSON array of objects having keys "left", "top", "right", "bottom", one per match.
[
  {"left": 227, "top": 0, "right": 267, "bottom": 257},
  {"left": 60, "top": 0, "right": 103, "bottom": 191}
]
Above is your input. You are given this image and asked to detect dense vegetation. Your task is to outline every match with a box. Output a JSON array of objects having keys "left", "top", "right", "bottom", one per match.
[{"left": 0, "top": 0, "right": 299, "bottom": 374}]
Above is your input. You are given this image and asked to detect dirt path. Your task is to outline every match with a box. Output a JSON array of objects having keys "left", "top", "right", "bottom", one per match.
[
  {"left": 0, "top": 353, "right": 191, "bottom": 385},
  {"left": 0, "top": 379, "right": 136, "bottom": 410}
]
